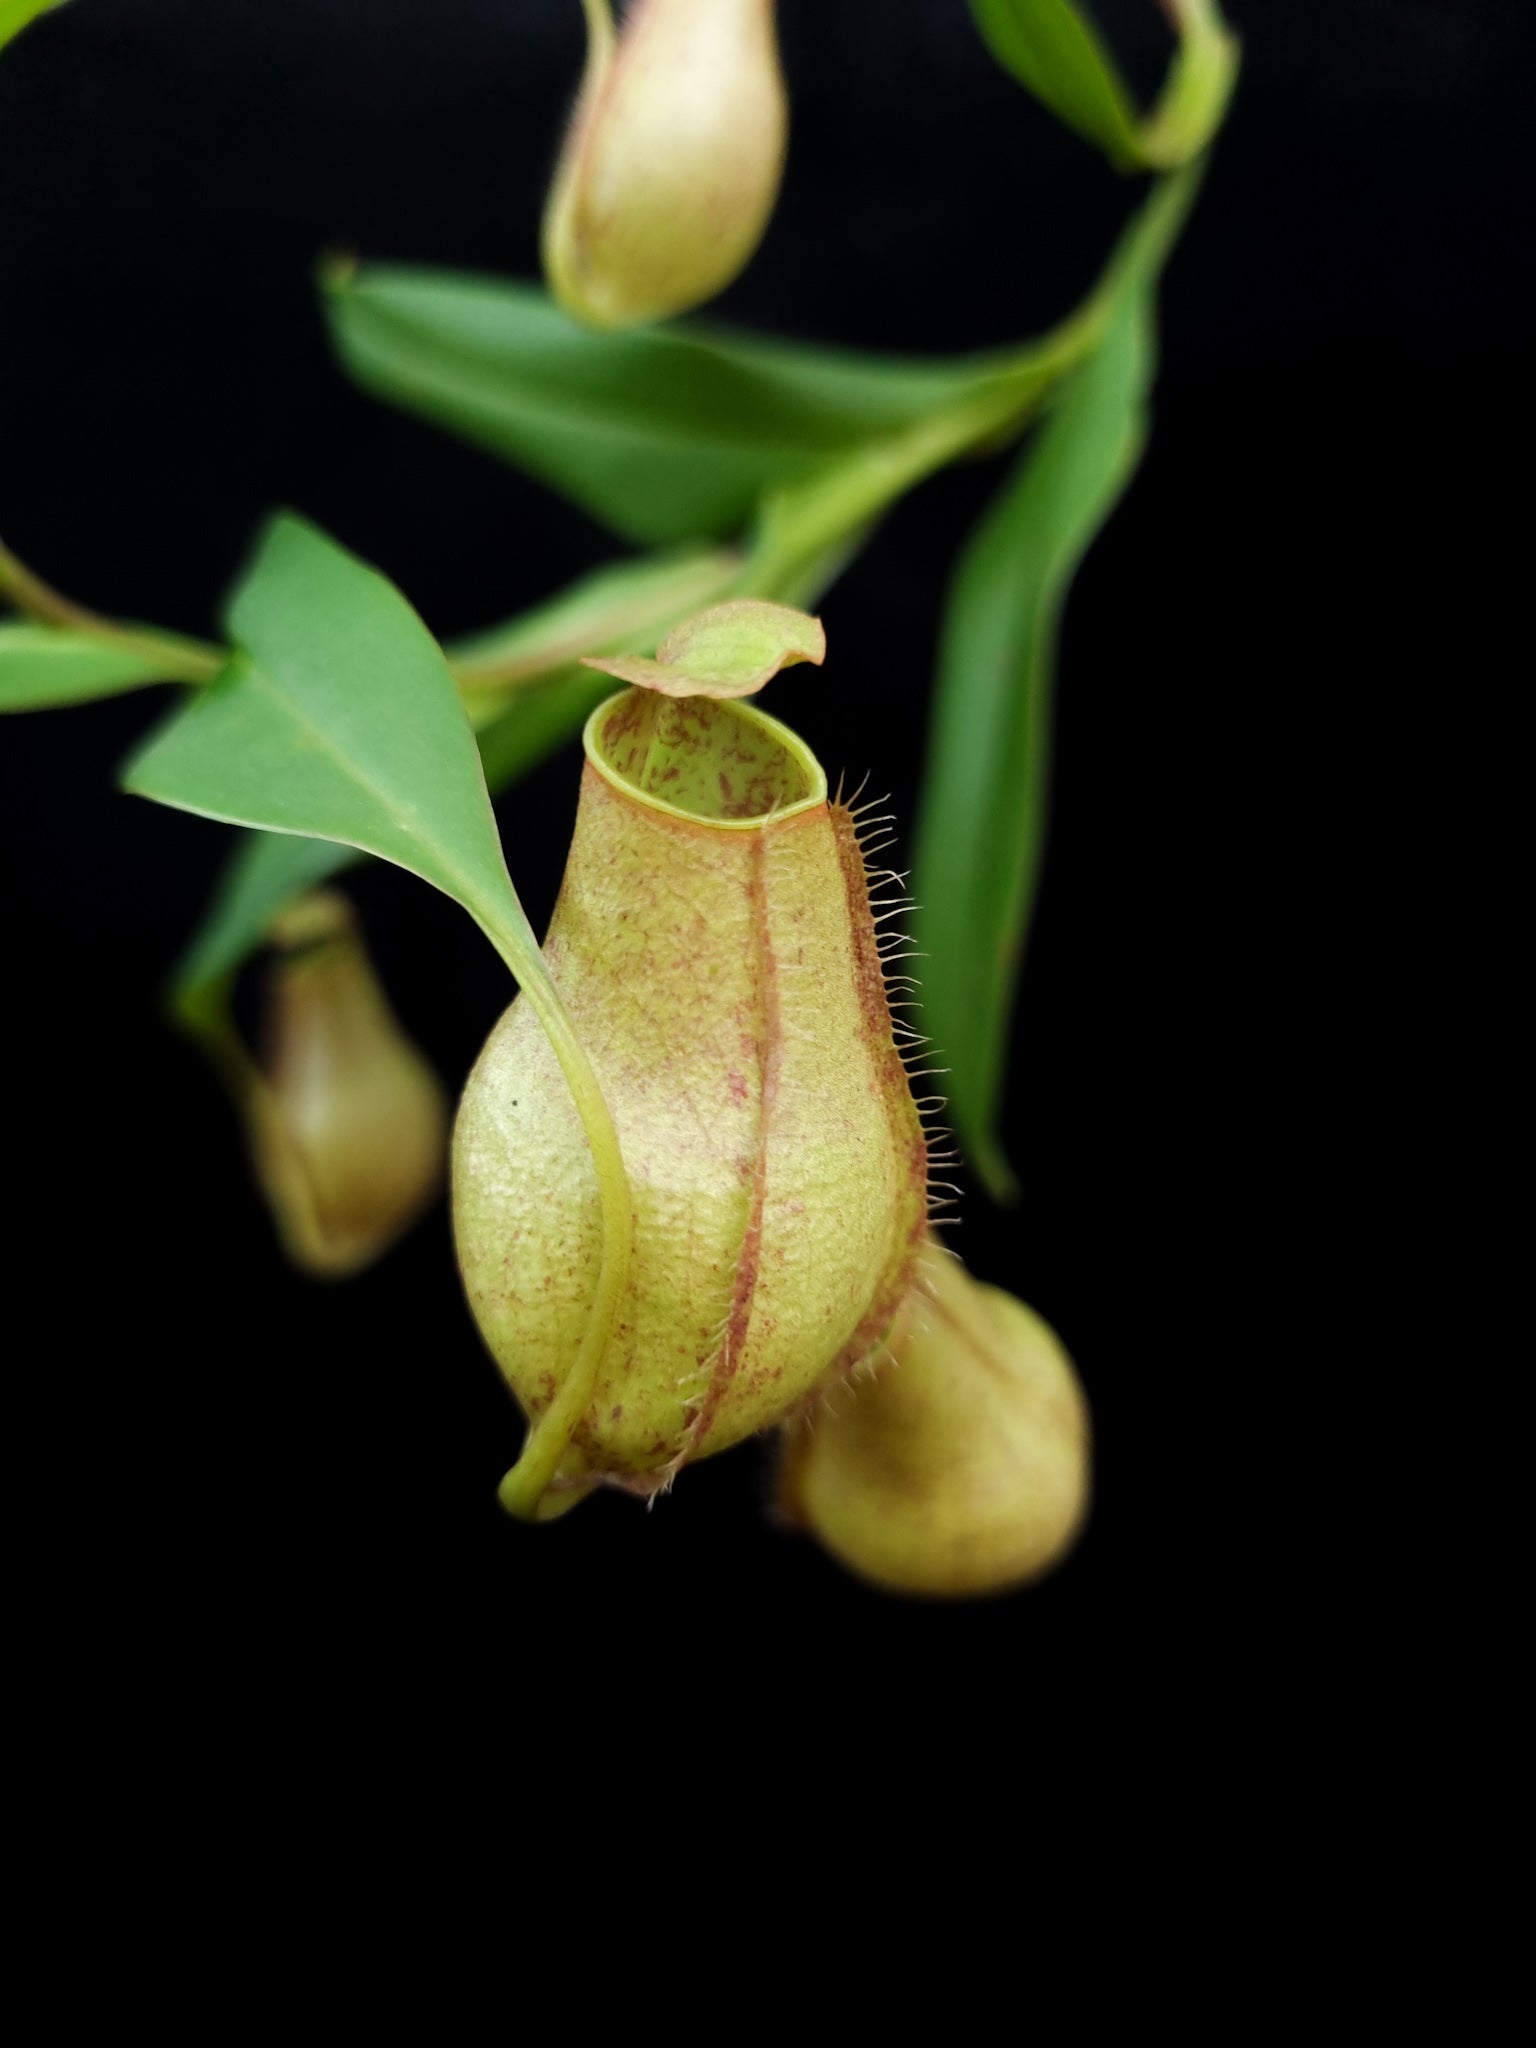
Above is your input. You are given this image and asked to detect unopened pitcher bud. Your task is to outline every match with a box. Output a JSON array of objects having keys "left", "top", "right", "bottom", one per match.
[
  {"left": 544, "top": 0, "right": 787, "bottom": 329},
  {"left": 454, "top": 686, "right": 927, "bottom": 1501},
  {"left": 250, "top": 891, "right": 448, "bottom": 1278},
  {"left": 780, "top": 1239, "right": 1091, "bottom": 1596}
]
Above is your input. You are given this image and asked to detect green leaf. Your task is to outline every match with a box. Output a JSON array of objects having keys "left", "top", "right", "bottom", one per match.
[
  {"left": 0, "top": 623, "right": 172, "bottom": 712},
  {"left": 126, "top": 512, "right": 633, "bottom": 1518},
  {"left": 169, "top": 541, "right": 741, "bottom": 1001},
  {"left": 971, "top": 0, "right": 1238, "bottom": 171},
  {"left": 322, "top": 261, "right": 998, "bottom": 545},
  {"left": 0, "top": 0, "right": 67, "bottom": 56},
  {"left": 970, "top": 0, "right": 1144, "bottom": 166},
  {"left": 123, "top": 514, "right": 535, "bottom": 966},
  {"left": 912, "top": 278, "right": 1158, "bottom": 1201},
  {"left": 161, "top": 511, "right": 878, "bottom": 1016},
  {"left": 169, "top": 673, "right": 621, "bottom": 1005},
  {"left": 1139, "top": 0, "right": 1239, "bottom": 168}
]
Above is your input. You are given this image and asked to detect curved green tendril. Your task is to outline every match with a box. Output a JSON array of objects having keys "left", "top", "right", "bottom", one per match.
[{"left": 479, "top": 925, "right": 633, "bottom": 1521}]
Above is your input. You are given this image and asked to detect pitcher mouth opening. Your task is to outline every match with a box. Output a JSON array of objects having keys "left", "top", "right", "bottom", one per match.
[{"left": 584, "top": 687, "right": 827, "bottom": 828}]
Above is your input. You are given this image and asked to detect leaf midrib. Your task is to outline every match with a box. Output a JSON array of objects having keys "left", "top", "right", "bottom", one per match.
[
  {"left": 230, "top": 655, "right": 513, "bottom": 937},
  {"left": 341, "top": 300, "right": 1001, "bottom": 466}
]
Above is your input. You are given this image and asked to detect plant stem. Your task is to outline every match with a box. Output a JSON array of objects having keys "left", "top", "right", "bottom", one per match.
[
  {"left": 1141, "top": 0, "right": 1238, "bottom": 167},
  {"left": 744, "top": 163, "right": 1203, "bottom": 599},
  {"left": 0, "top": 536, "right": 224, "bottom": 682}
]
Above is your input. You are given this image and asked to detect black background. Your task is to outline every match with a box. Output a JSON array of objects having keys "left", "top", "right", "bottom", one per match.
[{"left": 0, "top": 2, "right": 1523, "bottom": 1751}]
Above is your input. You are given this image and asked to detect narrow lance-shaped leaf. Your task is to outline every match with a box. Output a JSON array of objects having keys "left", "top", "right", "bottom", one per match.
[
  {"left": 0, "top": 624, "right": 174, "bottom": 712},
  {"left": 971, "top": 0, "right": 1237, "bottom": 172},
  {"left": 322, "top": 260, "right": 1020, "bottom": 545},
  {"left": 970, "top": 0, "right": 1143, "bottom": 167},
  {"left": 0, "top": 0, "right": 67, "bottom": 57},
  {"left": 912, "top": 278, "right": 1158, "bottom": 1201}
]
